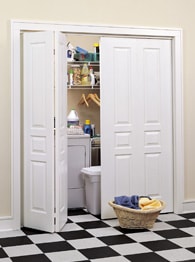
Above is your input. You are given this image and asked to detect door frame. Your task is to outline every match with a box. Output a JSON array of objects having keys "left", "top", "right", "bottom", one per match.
[{"left": 10, "top": 20, "right": 184, "bottom": 230}]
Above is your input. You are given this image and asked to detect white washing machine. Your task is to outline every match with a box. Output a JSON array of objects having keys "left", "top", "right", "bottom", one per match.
[{"left": 67, "top": 134, "right": 91, "bottom": 208}]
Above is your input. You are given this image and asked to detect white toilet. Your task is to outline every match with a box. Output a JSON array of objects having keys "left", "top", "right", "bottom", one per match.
[{"left": 81, "top": 166, "right": 101, "bottom": 215}]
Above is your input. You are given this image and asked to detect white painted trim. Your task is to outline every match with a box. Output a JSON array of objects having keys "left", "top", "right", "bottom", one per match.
[
  {"left": 182, "top": 200, "right": 195, "bottom": 213},
  {"left": 10, "top": 20, "right": 184, "bottom": 231},
  {"left": 0, "top": 216, "right": 17, "bottom": 232}
]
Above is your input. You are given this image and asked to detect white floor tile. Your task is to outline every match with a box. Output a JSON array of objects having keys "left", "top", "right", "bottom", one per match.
[
  {"left": 170, "top": 236, "right": 195, "bottom": 248},
  {"left": 181, "top": 227, "right": 195, "bottom": 236},
  {"left": 68, "top": 237, "right": 106, "bottom": 249},
  {"left": 0, "top": 258, "right": 12, "bottom": 262},
  {"left": 0, "top": 230, "right": 25, "bottom": 239},
  {"left": 60, "top": 223, "right": 83, "bottom": 232},
  {"left": 46, "top": 250, "right": 87, "bottom": 262},
  {"left": 150, "top": 221, "right": 176, "bottom": 231},
  {"left": 69, "top": 214, "right": 99, "bottom": 223},
  {"left": 158, "top": 213, "right": 185, "bottom": 222},
  {"left": 157, "top": 248, "right": 195, "bottom": 262},
  {"left": 87, "top": 227, "right": 122, "bottom": 237},
  {"left": 110, "top": 242, "right": 151, "bottom": 255},
  {"left": 127, "top": 231, "right": 164, "bottom": 242},
  {"left": 103, "top": 219, "right": 119, "bottom": 227},
  {"left": 28, "top": 233, "right": 64, "bottom": 244},
  {"left": 91, "top": 256, "right": 130, "bottom": 262},
  {"left": 4, "top": 244, "right": 42, "bottom": 257}
]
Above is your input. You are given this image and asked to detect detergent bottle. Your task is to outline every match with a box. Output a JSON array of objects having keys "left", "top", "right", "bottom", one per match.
[
  {"left": 67, "top": 109, "right": 79, "bottom": 127},
  {"left": 83, "top": 120, "right": 91, "bottom": 135},
  {"left": 81, "top": 63, "right": 90, "bottom": 85}
]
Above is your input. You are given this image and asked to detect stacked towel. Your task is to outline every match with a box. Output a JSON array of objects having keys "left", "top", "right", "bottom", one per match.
[
  {"left": 139, "top": 197, "right": 162, "bottom": 210},
  {"left": 114, "top": 195, "right": 140, "bottom": 209},
  {"left": 114, "top": 195, "right": 161, "bottom": 210}
]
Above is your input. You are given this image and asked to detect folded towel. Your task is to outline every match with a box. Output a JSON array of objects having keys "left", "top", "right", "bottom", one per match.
[
  {"left": 114, "top": 195, "right": 140, "bottom": 209},
  {"left": 139, "top": 197, "right": 161, "bottom": 210}
]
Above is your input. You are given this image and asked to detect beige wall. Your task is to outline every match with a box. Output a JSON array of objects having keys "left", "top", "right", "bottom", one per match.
[{"left": 1, "top": 0, "right": 195, "bottom": 216}]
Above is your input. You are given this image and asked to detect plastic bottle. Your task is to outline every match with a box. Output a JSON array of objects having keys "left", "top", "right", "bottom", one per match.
[
  {"left": 93, "top": 43, "right": 99, "bottom": 61},
  {"left": 93, "top": 43, "right": 99, "bottom": 53},
  {"left": 89, "top": 66, "right": 95, "bottom": 86},
  {"left": 91, "top": 124, "right": 95, "bottom": 137},
  {"left": 81, "top": 63, "right": 90, "bottom": 85},
  {"left": 69, "top": 68, "right": 73, "bottom": 85},
  {"left": 83, "top": 120, "right": 91, "bottom": 135},
  {"left": 67, "top": 42, "right": 75, "bottom": 62},
  {"left": 67, "top": 109, "right": 79, "bottom": 127}
]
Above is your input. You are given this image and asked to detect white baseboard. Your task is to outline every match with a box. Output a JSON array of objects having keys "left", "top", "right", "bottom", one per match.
[
  {"left": 182, "top": 200, "right": 195, "bottom": 213},
  {"left": 0, "top": 216, "right": 20, "bottom": 232}
]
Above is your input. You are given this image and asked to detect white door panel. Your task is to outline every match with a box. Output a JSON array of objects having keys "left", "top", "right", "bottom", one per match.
[
  {"left": 23, "top": 31, "right": 68, "bottom": 232},
  {"left": 101, "top": 38, "right": 137, "bottom": 218},
  {"left": 101, "top": 37, "right": 173, "bottom": 219},
  {"left": 23, "top": 32, "right": 55, "bottom": 232},
  {"left": 54, "top": 32, "right": 68, "bottom": 231}
]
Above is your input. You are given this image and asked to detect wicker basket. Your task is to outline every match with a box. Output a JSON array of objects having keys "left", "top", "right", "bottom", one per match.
[{"left": 109, "top": 200, "right": 165, "bottom": 229}]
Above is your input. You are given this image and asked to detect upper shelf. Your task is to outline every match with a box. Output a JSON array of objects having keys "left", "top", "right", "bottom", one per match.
[
  {"left": 68, "top": 61, "right": 99, "bottom": 66},
  {"left": 67, "top": 84, "right": 100, "bottom": 89}
]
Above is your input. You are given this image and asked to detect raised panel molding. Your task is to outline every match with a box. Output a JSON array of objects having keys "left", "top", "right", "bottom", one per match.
[
  {"left": 31, "top": 136, "right": 46, "bottom": 154},
  {"left": 31, "top": 161, "right": 47, "bottom": 212}
]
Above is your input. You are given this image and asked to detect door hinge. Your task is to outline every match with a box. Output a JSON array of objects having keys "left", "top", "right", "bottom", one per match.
[
  {"left": 54, "top": 207, "right": 56, "bottom": 225},
  {"left": 53, "top": 49, "right": 55, "bottom": 55}
]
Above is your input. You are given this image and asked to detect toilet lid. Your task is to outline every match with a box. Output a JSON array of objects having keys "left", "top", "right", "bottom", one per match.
[{"left": 81, "top": 166, "right": 101, "bottom": 176}]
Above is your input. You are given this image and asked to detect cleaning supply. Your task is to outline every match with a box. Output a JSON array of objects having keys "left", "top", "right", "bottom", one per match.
[
  {"left": 75, "top": 46, "right": 88, "bottom": 55},
  {"left": 93, "top": 43, "right": 99, "bottom": 61},
  {"left": 67, "top": 42, "right": 75, "bottom": 62},
  {"left": 89, "top": 66, "right": 95, "bottom": 86},
  {"left": 69, "top": 68, "right": 73, "bottom": 85},
  {"left": 91, "top": 124, "right": 95, "bottom": 137},
  {"left": 81, "top": 63, "right": 90, "bottom": 85},
  {"left": 93, "top": 42, "right": 99, "bottom": 53},
  {"left": 83, "top": 120, "right": 91, "bottom": 135},
  {"left": 67, "top": 109, "right": 79, "bottom": 127}
]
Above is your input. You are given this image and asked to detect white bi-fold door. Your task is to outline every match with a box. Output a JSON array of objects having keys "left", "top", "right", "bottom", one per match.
[
  {"left": 23, "top": 32, "right": 174, "bottom": 229},
  {"left": 23, "top": 31, "right": 67, "bottom": 232},
  {"left": 100, "top": 37, "right": 173, "bottom": 218}
]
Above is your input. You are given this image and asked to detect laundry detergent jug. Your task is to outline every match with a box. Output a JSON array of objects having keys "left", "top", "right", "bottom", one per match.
[{"left": 67, "top": 109, "right": 79, "bottom": 127}]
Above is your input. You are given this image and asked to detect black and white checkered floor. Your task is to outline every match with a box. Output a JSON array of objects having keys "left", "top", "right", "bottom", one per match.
[{"left": 1, "top": 209, "right": 195, "bottom": 262}]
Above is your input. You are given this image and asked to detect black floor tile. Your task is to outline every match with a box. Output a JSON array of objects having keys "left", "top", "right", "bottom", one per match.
[
  {"left": 0, "top": 248, "right": 8, "bottom": 258},
  {"left": 99, "top": 234, "right": 135, "bottom": 245},
  {"left": 77, "top": 220, "right": 109, "bottom": 229},
  {"left": 166, "top": 219, "right": 195, "bottom": 228},
  {"left": 187, "top": 247, "right": 195, "bottom": 254},
  {"left": 141, "top": 239, "right": 181, "bottom": 251},
  {"left": 21, "top": 227, "right": 47, "bottom": 235},
  {"left": 11, "top": 254, "right": 51, "bottom": 262},
  {"left": 155, "top": 228, "right": 192, "bottom": 239},
  {"left": 59, "top": 230, "right": 94, "bottom": 240},
  {"left": 68, "top": 208, "right": 88, "bottom": 216},
  {"left": 79, "top": 246, "right": 120, "bottom": 259},
  {"left": 114, "top": 226, "right": 148, "bottom": 234},
  {"left": 180, "top": 213, "right": 195, "bottom": 219},
  {"left": 125, "top": 252, "right": 169, "bottom": 262},
  {"left": 0, "top": 236, "right": 33, "bottom": 247},
  {"left": 37, "top": 241, "right": 74, "bottom": 253}
]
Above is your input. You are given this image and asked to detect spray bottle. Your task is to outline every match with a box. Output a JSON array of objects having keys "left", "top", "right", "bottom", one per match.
[{"left": 89, "top": 66, "right": 95, "bottom": 86}]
